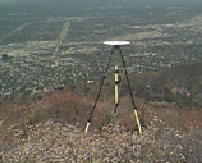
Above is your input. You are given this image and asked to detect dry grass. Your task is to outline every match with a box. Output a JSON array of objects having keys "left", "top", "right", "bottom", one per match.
[{"left": 0, "top": 89, "right": 202, "bottom": 162}]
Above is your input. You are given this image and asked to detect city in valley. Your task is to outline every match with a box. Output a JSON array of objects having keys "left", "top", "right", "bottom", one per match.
[{"left": 0, "top": 2, "right": 202, "bottom": 104}]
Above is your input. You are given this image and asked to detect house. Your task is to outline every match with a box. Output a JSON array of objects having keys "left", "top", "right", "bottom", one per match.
[{"left": 0, "top": 54, "right": 8, "bottom": 60}]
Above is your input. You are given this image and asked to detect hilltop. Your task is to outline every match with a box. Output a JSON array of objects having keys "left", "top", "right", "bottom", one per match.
[{"left": 0, "top": 61, "right": 202, "bottom": 161}]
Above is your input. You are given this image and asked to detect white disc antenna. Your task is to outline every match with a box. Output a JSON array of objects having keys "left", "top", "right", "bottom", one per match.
[{"left": 104, "top": 41, "right": 130, "bottom": 46}]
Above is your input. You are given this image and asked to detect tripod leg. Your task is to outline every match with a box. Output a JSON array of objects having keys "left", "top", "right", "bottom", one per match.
[
  {"left": 134, "top": 108, "right": 142, "bottom": 135},
  {"left": 84, "top": 50, "right": 112, "bottom": 133},
  {"left": 85, "top": 119, "right": 91, "bottom": 133},
  {"left": 120, "top": 49, "right": 142, "bottom": 136}
]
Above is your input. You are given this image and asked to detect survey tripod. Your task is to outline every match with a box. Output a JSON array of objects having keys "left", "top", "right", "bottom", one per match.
[{"left": 84, "top": 41, "right": 142, "bottom": 135}]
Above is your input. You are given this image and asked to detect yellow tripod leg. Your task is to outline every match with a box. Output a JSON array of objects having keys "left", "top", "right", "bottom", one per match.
[{"left": 134, "top": 109, "right": 142, "bottom": 135}]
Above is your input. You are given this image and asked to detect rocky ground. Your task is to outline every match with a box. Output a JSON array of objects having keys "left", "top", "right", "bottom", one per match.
[{"left": 1, "top": 116, "right": 202, "bottom": 163}]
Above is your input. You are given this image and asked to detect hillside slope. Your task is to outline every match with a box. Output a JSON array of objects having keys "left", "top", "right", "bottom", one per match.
[
  {"left": 130, "top": 60, "right": 202, "bottom": 108},
  {"left": 1, "top": 61, "right": 202, "bottom": 161}
]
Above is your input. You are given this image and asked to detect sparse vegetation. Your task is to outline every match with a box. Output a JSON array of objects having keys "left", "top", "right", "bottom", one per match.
[{"left": 0, "top": 82, "right": 202, "bottom": 161}]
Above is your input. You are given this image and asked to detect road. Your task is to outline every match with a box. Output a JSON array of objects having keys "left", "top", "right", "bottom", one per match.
[
  {"left": 54, "top": 22, "right": 70, "bottom": 55},
  {"left": 0, "top": 22, "right": 31, "bottom": 43}
]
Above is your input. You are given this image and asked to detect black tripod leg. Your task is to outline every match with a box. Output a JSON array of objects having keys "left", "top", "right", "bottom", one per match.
[
  {"left": 120, "top": 49, "right": 142, "bottom": 135},
  {"left": 84, "top": 50, "right": 113, "bottom": 133}
]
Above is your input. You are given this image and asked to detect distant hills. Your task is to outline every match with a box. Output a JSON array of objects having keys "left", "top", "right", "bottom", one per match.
[
  {"left": 1, "top": 0, "right": 202, "bottom": 18},
  {"left": 1, "top": 0, "right": 202, "bottom": 8}
]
